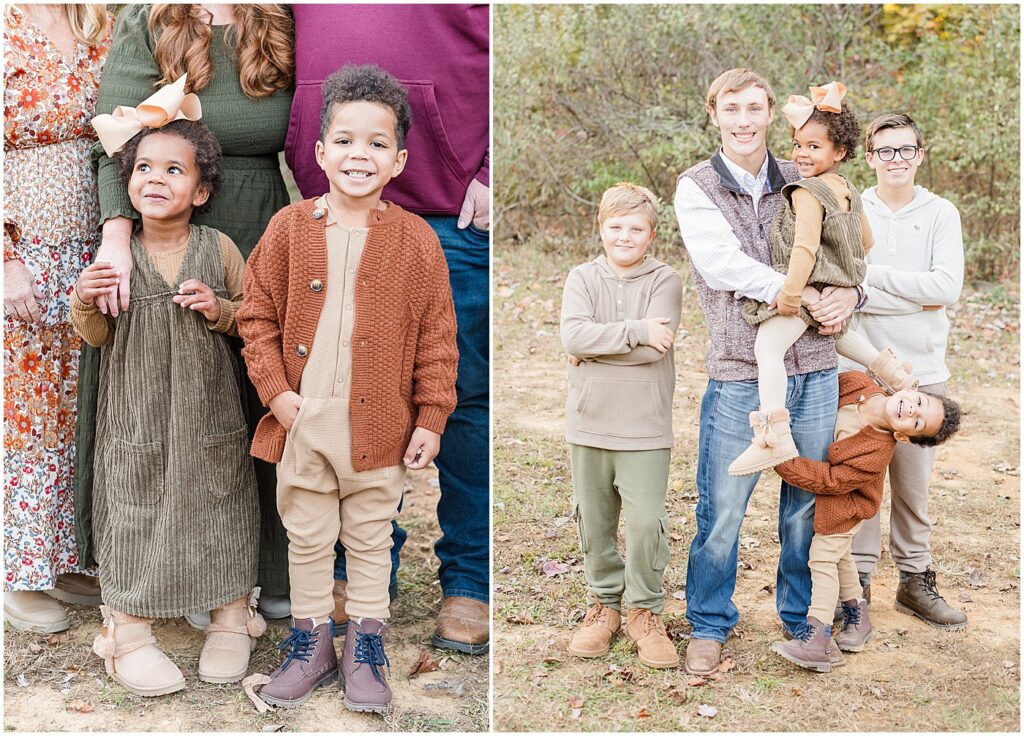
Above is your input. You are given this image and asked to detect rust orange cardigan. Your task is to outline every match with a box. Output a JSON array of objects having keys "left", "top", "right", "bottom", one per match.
[
  {"left": 237, "top": 198, "right": 458, "bottom": 470},
  {"left": 775, "top": 371, "right": 897, "bottom": 535}
]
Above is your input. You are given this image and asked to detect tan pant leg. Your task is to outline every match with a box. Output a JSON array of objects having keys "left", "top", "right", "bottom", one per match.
[
  {"left": 338, "top": 466, "right": 406, "bottom": 620},
  {"left": 755, "top": 315, "right": 809, "bottom": 409},
  {"left": 836, "top": 521, "right": 864, "bottom": 601},
  {"left": 807, "top": 528, "right": 857, "bottom": 623}
]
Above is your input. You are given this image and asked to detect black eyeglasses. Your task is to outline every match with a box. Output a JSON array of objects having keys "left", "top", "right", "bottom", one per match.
[{"left": 868, "top": 145, "right": 921, "bottom": 161}]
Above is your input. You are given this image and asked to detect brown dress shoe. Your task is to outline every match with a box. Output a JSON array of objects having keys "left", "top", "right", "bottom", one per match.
[
  {"left": 684, "top": 638, "right": 722, "bottom": 676},
  {"left": 259, "top": 618, "right": 338, "bottom": 709},
  {"left": 567, "top": 603, "right": 621, "bottom": 658},
  {"left": 625, "top": 609, "right": 679, "bottom": 668},
  {"left": 432, "top": 596, "right": 488, "bottom": 655},
  {"left": 341, "top": 618, "right": 392, "bottom": 714},
  {"left": 331, "top": 580, "right": 350, "bottom": 636}
]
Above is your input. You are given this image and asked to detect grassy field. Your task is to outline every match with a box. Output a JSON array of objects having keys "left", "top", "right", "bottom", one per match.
[{"left": 492, "top": 244, "right": 1020, "bottom": 732}]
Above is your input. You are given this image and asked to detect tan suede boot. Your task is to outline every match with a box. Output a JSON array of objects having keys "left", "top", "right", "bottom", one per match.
[
  {"left": 624, "top": 608, "right": 679, "bottom": 669},
  {"left": 92, "top": 606, "right": 186, "bottom": 696},
  {"left": 198, "top": 589, "right": 267, "bottom": 684},
  {"left": 868, "top": 348, "right": 918, "bottom": 392},
  {"left": 728, "top": 408, "right": 799, "bottom": 477},
  {"left": 567, "top": 603, "right": 621, "bottom": 658}
]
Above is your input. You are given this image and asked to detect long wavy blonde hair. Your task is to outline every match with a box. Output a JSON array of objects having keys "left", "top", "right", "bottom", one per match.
[
  {"left": 149, "top": 4, "right": 293, "bottom": 100},
  {"left": 5, "top": 4, "right": 109, "bottom": 47}
]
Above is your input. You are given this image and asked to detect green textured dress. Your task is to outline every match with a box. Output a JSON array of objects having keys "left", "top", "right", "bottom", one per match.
[{"left": 75, "top": 5, "right": 293, "bottom": 595}]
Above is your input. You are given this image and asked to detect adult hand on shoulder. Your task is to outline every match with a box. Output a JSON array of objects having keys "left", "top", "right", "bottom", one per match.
[
  {"left": 404, "top": 426, "right": 441, "bottom": 470},
  {"left": 3, "top": 259, "right": 44, "bottom": 323},
  {"left": 807, "top": 285, "right": 857, "bottom": 327},
  {"left": 94, "top": 216, "right": 135, "bottom": 316},
  {"left": 457, "top": 179, "right": 490, "bottom": 231},
  {"left": 269, "top": 390, "right": 303, "bottom": 432}
]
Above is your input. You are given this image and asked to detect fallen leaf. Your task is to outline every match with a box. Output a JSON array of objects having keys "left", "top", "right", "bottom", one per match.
[
  {"left": 697, "top": 704, "right": 718, "bottom": 718},
  {"left": 541, "top": 560, "right": 572, "bottom": 577},
  {"left": 958, "top": 592, "right": 973, "bottom": 603},
  {"left": 45, "top": 634, "right": 60, "bottom": 646},
  {"left": 408, "top": 650, "right": 441, "bottom": 678},
  {"left": 1002, "top": 660, "right": 1016, "bottom": 669},
  {"left": 568, "top": 694, "right": 585, "bottom": 709},
  {"left": 542, "top": 529, "right": 559, "bottom": 539},
  {"left": 792, "top": 687, "right": 802, "bottom": 697},
  {"left": 706, "top": 672, "right": 723, "bottom": 682},
  {"left": 636, "top": 708, "right": 651, "bottom": 718},
  {"left": 759, "top": 584, "right": 774, "bottom": 595},
  {"left": 66, "top": 699, "right": 93, "bottom": 713},
  {"left": 667, "top": 684, "right": 687, "bottom": 704},
  {"left": 507, "top": 610, "right": 535, "bottom": 625},
  {"left": 717, "top": 657, "right": 736, "bottom": 673},
  {"left": 542, "top": 656, "right": 564, "bottom": 664},
  {"left": 495, "top": 535, "right": 510, "bottom": 543},
  {"left": 687, "top": 677, "right": 706, "bottom": 687},
  {"left": 495, "top": 660, "right": 503, "bottom": 675},
  {"left": 671, "top": 590, "right": 686, "bottom": 600},
  {"left": 16, "top": 675, "right": 29, "bottom": 688},
  {"left": 27, "top": 642, "right": 42, "bottom": 655},
  {"left": 670, "top": 533, "right": 683, "bottom": 542},
  {"left": 261, "top": 726, "right": 284, "bottom": 733},
  {"left": 424, "top": 679, "right": 467, "bottom": 695}
]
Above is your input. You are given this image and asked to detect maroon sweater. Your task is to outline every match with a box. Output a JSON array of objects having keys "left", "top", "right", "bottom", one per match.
[{"left": 775, "top": 372, "right": 897, "bottom": 535}]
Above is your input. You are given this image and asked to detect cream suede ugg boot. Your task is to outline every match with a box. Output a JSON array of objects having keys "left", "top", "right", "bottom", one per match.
[
  {"left": 728, "top": 408, "right": 799, "bottom": 476},
  {"left": 92, "top": 605, "right": 186, "bottom": 696},
  {"left": 198, "top": 589, "right": 267, "bottom": 684},
  {"left": 868, "top": 347, "right": 918, "bottom": 393}
]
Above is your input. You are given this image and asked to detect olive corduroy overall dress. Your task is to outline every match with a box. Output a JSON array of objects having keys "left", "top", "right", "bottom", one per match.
[{"left": 92, "top": 224, "right": 258, "bottom": 618}]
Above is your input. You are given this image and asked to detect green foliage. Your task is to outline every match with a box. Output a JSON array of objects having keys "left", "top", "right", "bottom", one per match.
[{"left": 495, "top": 4, "right": 1020, "bottom": 281}]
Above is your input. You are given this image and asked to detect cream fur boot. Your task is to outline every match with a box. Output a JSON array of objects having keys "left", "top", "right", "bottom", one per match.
[
  {"left": 92, "top": 605, "right": 186, "bottom": 696},
  {"left": 868, "top": 348, "right": 918, "bottom": 393},
  {"left": 728, "top": 408, "right": 799, "bottom": 476},
  {"left": 198, "top": 589, "right": 267, "bottom": 684}
]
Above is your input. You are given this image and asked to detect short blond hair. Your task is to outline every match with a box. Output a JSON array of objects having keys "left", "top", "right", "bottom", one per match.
[
  {"left": 6, "top": 5, "right": 108, "bottom": 46},
  {"left": 598, "top": 182, "right": 659, "bottom": 229},
  {"left": 705, "top": 68, "right": 776, "bottom": 114}
]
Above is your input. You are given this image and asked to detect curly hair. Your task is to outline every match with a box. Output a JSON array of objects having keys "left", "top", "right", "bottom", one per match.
[
  {"left": 319, "top": 64, "right": 412, "bottom": 148},
  {"left": 909, "top": 393, "right": 962, "bottom": 448},
  {"left": 797, "top": 102, "right": 861, "bottom": 162},
  {"left": 114, "top": 120, "right": 225, "bottom": 216}
]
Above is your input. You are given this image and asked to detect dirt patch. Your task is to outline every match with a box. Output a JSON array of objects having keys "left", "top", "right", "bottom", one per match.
[
  {"left": 492, "top": 248, "right": 1020, "bottom": 732},
  {"left": 3, "top": 471, "right": 488, "bottom": 732}
]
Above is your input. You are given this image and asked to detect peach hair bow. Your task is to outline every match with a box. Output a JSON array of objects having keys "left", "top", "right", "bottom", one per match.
[
  {"left": 91, "top": 74, "right": 202, "bottom": 156},
  {"left": 781, "top": 81, "right": 847, "bottom": 130}
]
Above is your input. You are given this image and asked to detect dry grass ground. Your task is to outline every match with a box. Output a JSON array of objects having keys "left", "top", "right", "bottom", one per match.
[
  {"left": 3, "top": 469, "right": 488, "bottom": 732},
  {"left": 492, "top": 246, "right": 1020, "bottom": 732}
]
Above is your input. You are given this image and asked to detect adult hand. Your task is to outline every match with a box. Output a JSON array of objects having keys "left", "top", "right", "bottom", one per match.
[
  {"left": 404, "top": 426, "right": 441, "bottom": 470},
  {"left": 457, "top": 179, "right": 490, "bottom": 231},
  {"left": 3, "top": 259, "right": 44, "bottom": 323},
  {"left": 269, "top": 390, "right": 303, "bottom": 432},
  {"left": 818, "top": 319, "right": 847, "bottom": 336},
  {"left": 75, "top": 261, "right": 120, "bottom": 305},
  {"left": 776, "top": 300, "right": 800, "bottom": 317},
  {"left": 807, "top": 285, "right": 857, "bottom": 327},
  {"left": 645, "top": 317, "right": 676, "bottom": 353},
  {"left": 94, "top": 216, "right": 134, "bottom": 316},
  {"left": 567, "top": 354, "right": 582, "bottom": 366},
  {"left": 172, "top": 279, "right": 221, "bottom": 323}
]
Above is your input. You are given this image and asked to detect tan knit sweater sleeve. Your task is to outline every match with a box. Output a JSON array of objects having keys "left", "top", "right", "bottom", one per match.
[
  {"left": 70, "top": 288, "right": 116, "bottom": 347},
  {"left": 205, "top": 232, "right": 245, "bottom": 336},
  {"left": 775, "top": 437, "right": 892, "bottom": 497}
]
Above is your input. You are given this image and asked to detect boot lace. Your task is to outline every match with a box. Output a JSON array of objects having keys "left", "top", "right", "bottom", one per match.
[
  {"left": 582, "top": 604, "right": 607, "bottom": 626},
  {"left": 918, "top": 570, "right": 944, "bottom": 602},
  {"left": 841, "top": 602, "right": 862, "bottom": 629},
  {"left": 278, "top": 624, "right": 326, "bottom": 670},
  {"left": 790, "top": 622, "right": 814, "bottom": 642},
  {"left": 354, "top": 631, "right": 391, "bottom": 684}
]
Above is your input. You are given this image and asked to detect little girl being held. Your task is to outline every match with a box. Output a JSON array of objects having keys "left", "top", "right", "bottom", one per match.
[
  {"left": 728, "top": 82, "right": 916, "bottom": 477},
  {"left": 72, "top": 110, "right": 264, "bottom": 696}
]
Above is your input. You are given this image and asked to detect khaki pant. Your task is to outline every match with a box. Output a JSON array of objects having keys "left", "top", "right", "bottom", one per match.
[
  {"left": 277, "top": 397, "right": 405, "bottom": 621},
  {"left": 807, "top": 521, "right": 864, "bottom": 623},
  {"left": 852, "top": 381, "right": 946, "bottom": 576},
  {"left": 569, "top": 444, "right": 671, "bottom": 614}
]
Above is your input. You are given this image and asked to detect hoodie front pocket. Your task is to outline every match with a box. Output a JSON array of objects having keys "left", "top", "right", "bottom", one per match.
[{"left": 576, "top": 379, "right": 663, "bottom": 438}]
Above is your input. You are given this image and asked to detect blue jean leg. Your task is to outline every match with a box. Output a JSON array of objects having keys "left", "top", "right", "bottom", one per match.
[
  {"left": 684, "top": 369, "right": 836, "bottom": 642},
  {"left": 333, "top": 217, "right": 489, "bottom": 604}
]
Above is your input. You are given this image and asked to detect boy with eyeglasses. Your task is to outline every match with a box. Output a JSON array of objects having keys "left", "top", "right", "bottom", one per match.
[{"left": 838, "top": 113, "right": 967, "bottom": 630}]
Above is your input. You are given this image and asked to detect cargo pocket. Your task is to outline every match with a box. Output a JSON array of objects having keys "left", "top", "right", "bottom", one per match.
[
  {"left": 573, "top": 503, "right": 589, "bottom": 554},
  {"left": 108, "top": 438, "right": 165, "bottom": 507},
  {"left": 203, "top": 427, "right": 253, "bottom": 499},
  {"left": 651, "top": 515, "right": 670, "bottom": 572}
]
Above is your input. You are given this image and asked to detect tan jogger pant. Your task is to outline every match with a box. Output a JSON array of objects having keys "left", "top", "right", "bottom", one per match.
[
  {"left": 277, "top": 397, "right": 405, "bottom": 621},
  {"left": 807, "top": 521, "right": 864, "bottom": 624}
]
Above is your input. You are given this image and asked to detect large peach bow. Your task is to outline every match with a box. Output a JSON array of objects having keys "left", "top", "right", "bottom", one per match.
[
  {"left": 91, "top": 74, "right": 202, "bottom": 156},
  {"left": 781, "top": 81, "right": 847, "bottom": 130}
]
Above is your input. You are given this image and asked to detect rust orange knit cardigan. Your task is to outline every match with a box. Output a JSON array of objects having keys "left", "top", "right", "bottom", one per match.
[
  {"left": 237, "top": 198, "right": 458, "bottom": 469},
  {"left": 775, "top": 371, "right": 897, "bottom": 535}
]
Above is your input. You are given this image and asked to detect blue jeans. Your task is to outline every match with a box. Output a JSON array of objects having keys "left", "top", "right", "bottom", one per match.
[
  {"left": 334, "top": 216, "right": 490, "bottom": 603},
  {"left": 684, "top": 369, "right": 837, "bottom": 641}
]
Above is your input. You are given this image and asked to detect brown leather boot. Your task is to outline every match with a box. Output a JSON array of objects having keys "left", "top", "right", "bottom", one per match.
[
  {"left": 259, "top": 618, "right": 338, "bottom": 708},
  {"left": 432, "top": 596, "right": 489, "bottom": 655},
  {"left": 47, "top": 573, "right": 102, "bottom": 606},
  {"left": 835, "top": 598, "right": 874, "bottom": 652},
  {"left": 341, "top": 618, "right": 392, "bottom": 714},
  {"left": 895, "top": 569, "right": 967, "bottom": 630},
  {"left": 331, "top": 580, "right": 349, "bottom": 636},
  {"left": 728, "top": 408, "right": 799, "bottom": 476},
  {"left": 567, "top": 603, "right": 621, "bottom": 658},
  {"left": 198, "top": 590, "right": 267, "bottom": 683},
  {"left": 770, "top": 616, "right": 832, "bottom": 673},
  {"left": 684, "top": 638, "right": 721, "bottom": 676},
  {"left": 624, "top": 609, "right": 679, "bottom": 669},
  {"left": 91, "top": 606, "right": 186, "bottom": 696},
  {"left": 868, "top": 348, "right": 918, "bottom": 392}
]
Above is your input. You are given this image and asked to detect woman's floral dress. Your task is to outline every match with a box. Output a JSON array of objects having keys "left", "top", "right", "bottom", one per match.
[{"left": 3, "top": 7, "right": 111, "bottom": 591}]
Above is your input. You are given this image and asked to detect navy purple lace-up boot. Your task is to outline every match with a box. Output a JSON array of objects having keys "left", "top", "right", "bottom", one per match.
[
  {"left": 259, "top": 618, "right": 338, "bottom": 708},
  {"left": 340, "top": 618, "right": 392, "bottom": 714}
]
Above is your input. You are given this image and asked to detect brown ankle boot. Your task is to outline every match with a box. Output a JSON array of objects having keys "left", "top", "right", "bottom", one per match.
[
  {"left": 331, "top": 580, "right": 349, "bottom": 637},
  {"left": 836, "top": 598, "right": 874, "bottom": 652},
  {"left": 728, "top": 408, "right": 799, "bottom": 477},
  {"left": 199, "top": 589, "right": 267, "bottom": 683},
  {"left": 567, "top": 603, "right": 621, "bottom": 658},
  {"left": 895, "top": 569, "right": 967, "bottom": 630},
  {"left": 341, "top": 618, "right": 392, "bottom": 714},
  {"left": 868, "top": 348, "right": 918, "bottom": 392},
  {"left": 624, "top": 609, "right": 679, "bottom": 669},
  {"left": 92, "top": 606, "right": 186, "bottom": 696},
  {"left": 770, "top": 616, "right": 832, "bottom": 673},
  {"left": 259, "top": 618, "right": 338, "bottom": 708}
]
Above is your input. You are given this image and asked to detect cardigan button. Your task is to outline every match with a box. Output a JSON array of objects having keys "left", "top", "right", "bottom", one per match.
[
  {"left": 312, "top": 208, "right": 325, "bottom": 220},
  {"left": 296, "top": 344, "right": 308, "bottom": 357},
  {"left": 310, "top": 279, "right": 323, "bottom": 292}
]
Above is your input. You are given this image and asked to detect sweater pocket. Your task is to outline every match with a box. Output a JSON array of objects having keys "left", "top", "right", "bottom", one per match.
[{"left": 575, "top": 379, "right": 663, "bottom": 438}]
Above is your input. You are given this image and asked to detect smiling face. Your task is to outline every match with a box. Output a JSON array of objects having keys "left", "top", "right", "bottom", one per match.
[
  {"left": 866, "top": 127, "right": 923, "bottom": 189},
  {"left": 600, "top": 212, "right": 656, "bottom": 275},
  {"left": 709, "top": 85, "right": 774, "bottom": 171},
  {"left": 315, "top": 100, "right": 408, "bottom": 208},
  {"left": 126, "top": 132, "right": 208, "bottom": 222},
  {"left": 791, "top": 120, "right": 846, "bottom": 179},
  {"left": 884, "top": 389, "right": 945, "bottom": 441}
]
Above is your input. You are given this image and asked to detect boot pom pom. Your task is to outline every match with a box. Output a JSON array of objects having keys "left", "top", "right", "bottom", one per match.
[
  {"left": 246, "top": 612, "right": 267, "bottom": 639},
  {"left": 92, "top": 634, "right": 116, "bottom": 659}
]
